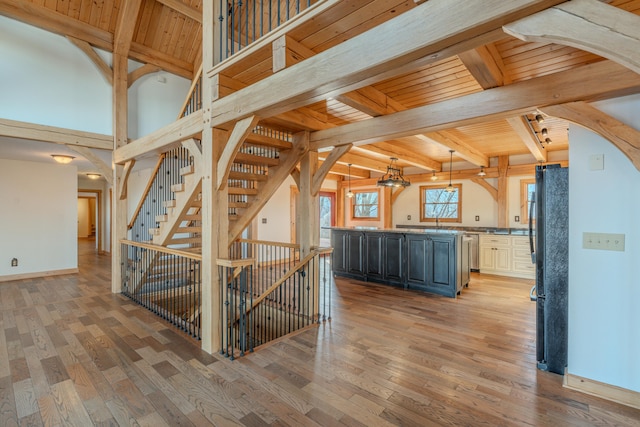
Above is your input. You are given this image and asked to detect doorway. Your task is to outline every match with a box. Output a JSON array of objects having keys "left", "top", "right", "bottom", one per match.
[
  {"left": 319, "top": 191, "right": 336, "bottom": 247},
  {"left": 78, "top": 189, "right": 103, "bottom": 255},
  {"left": 289, "top": 188, "right": 337, "bottom": 247}
]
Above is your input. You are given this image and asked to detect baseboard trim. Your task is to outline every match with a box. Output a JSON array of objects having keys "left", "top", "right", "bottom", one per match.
[
  {"left": 564, "top": 372, "right": 640, "bottom": 410},
  {"left": 0, "top": 268, "right": 79, "bottom": 283}
]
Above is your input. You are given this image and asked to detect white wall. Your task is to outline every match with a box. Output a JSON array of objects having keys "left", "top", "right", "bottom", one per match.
[
  {"left": 392, "top": 177, "right": 502, "bottom": 228},
  {"left": 0, "top": 15, "right": 190, "bottom": 138},
  {"left": 0, "top": 16, "right": 112, "bottom": 134},
  {"left": 257, "top": 176, "right": 296, "bottom": 243},
  {"left": 0, "top": 159, "right": 77, "bottom": 277},
  {"left": 568, "top": 94, "right": 640, "bottom": 392}
]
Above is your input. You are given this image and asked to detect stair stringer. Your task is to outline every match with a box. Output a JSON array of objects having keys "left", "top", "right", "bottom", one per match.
[
  {"left": 228, "top": 133, "right": 310, "bottom": 242},
  {"left": 152, "top": 174, "right": 202, "bottom": 246}
]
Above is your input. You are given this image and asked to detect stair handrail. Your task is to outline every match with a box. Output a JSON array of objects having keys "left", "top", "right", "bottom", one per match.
[
  {"left": 120, "top": 239, "right": 202, "bottom": 261},
  {"left": 177, "top": 63, "right": 203, "bottom": 119},
  {"left": 127, "top": 153, "right": 166, "bottom": 230},
  {"left": 234, "top": 238, "right": 299, "bottom": 250},
  {"left": 241, "top": 246, "right": 332, "bottom": 319}
]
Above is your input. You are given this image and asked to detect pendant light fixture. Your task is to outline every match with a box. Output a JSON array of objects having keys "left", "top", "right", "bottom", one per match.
[
  {"left": 430, "top": 170, "right": 438, "bottom": 181},
  {"left": 377, "top": 157, "right": 410, "bottom": 188},
  {"left": 445, "top": 150, "right": 455, "bottom": 193},
  {"left": 477, "top": 166, "right": 486, "bottom": 177},
  {"left": 346, "top": 163, "right": 354, "bottom": 198}
]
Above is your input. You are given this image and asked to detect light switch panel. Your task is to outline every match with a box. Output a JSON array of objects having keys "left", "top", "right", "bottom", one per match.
[
  {"left": 582, "top": 232, "right": 625, "bottom": 251},
  {"left": 588, "top": 154, "right": 604, "bottom": 171}
]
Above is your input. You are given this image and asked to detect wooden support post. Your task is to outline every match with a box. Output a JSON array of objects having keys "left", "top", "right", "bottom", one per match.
[
  {"left": 298, "top": 150, "right": 319, "bottom": 258},
  {"left": 111, "top": 53, "right": 129, "bottom": 293},
  {"left": 200, "top": 0, "right": 227, "bottom": 355},
  {"left": 497, "top": 155, "right": 509, "bottom": 228}
]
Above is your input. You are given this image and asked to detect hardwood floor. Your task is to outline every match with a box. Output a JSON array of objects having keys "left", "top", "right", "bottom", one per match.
[{"left": 1, "top": 243, "right": 639, "bottom": 426}]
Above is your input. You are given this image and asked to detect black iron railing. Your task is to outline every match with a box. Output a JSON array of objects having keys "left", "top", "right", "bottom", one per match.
[
  {"left": 121, "top": 241, "right": 202, "bottom": 339},
  {"left": 219, "top": 246, "right": 332, "bottom": 359},
  {"left": 127, "top": 146, "right": 194, "bottom": 244},
  {"left": 218, "top": 0, "right": 319, "bottom": 62}
]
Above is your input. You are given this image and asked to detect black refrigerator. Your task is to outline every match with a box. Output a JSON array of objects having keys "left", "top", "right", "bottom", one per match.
[{"left": 529, "top": 164, "right": 569, "bottom": 375}]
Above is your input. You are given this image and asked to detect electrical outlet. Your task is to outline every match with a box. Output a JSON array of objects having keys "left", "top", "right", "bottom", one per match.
[
  {"left": 11, "top": 258, "right": 18, "bottom": 267},
  {"left": 407, "top": 215, "right": 411, "bottom": 220},
  {"left": 582, "top": 232, "right": 625, "bottom": 251},
  {"left": 475, "top": 215, "right": 480, "bottom": 221}
]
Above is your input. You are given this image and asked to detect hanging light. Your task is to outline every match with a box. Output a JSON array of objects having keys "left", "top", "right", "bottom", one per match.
[
  {"left": 51, "top": 154, "right": 75, "bottom": 164},
  {"left": 445, "top": 150, "right": 455, "bottom": 193},
  {"left": 377, "top": 157, "right": 410, "bottom": 188},
  {"left": 477, "top": 166, "right": 486, "bottom": 177},
  {"left": 430, "top": 170, "right": 438, "bottom": 181},
  {"left": 346, "top": 164, "right": 354, "bottom": 198}
]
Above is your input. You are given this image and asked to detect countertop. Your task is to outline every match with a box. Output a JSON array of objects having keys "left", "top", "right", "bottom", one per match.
[{"left": 328, "top": 226, "right": 531, "bottom": 236}]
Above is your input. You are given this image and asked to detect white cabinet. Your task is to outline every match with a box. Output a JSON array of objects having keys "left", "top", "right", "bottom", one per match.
[{"left": 479, "top": 235, "right": 534, "bottom": 279}]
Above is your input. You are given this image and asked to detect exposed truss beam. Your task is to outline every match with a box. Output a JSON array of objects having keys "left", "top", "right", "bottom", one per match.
[
  {"left": 67, "top": 36, "right": 113, "bottom": 85},
  {"left": 418, "top": 133, "right": 489, "bottom": 167},
  {"left": 128, "top": 64, "right": 162, "bottom": 88},
  {"left": 458, "top": 44, "right": 510, "bottom": 89},
  {"left": 156, "top": 0, "right": 202, "bottom": 23},
  {"left": 540, "top": 102, "right": 640, "bottom": 172},
  {"left": 114, "top": 111, "right": 203, "bottom": 163},
  {"left": 69, "top": 146, "right": 115, "bottom": 187},
  {"left": 471, "top": 177, "right": 498, "bottom": 201},
  {"left": 0, "top": 118, "right": 112, "bottom": 150},
  {"left": 217, "top": 116, "right": 260, "bottom": 190},
  {"left": 312, "top": 145, "right": 352, "bottom": 196},
  {"left": 507, "top": 116, "right": 547, "bottom": 162},
  {"left": 114, "top": 0, "right": 142, "bottom": 56},
  {"left": 309, "top": 61, "right": 640, "bottom": 150},
  {"left": 209, "top": 0, "right": 566, "bottom": 128},
  {"left": 504, "top": 0, "right": 640, "bottom": 75}
]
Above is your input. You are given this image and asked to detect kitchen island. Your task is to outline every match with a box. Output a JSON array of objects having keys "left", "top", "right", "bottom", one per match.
[{"left": 331, "top": 228, "right": 470, "bottom": 298}]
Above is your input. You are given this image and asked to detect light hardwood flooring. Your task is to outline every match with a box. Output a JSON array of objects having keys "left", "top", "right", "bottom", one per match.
[{"left": 1, "top": 241, "right": 639, "bottom": 426}]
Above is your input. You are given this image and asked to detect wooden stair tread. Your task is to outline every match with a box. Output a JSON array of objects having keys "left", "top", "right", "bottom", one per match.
[
  {"left": 228, "top": 187, "right": 258, "bottom": 195},
  {"left": 235, "top": 152, "right": 279, "bottom": 166},
  {"left": 245, "top": 133, "right": 293, "bottom": 150},
  {"left": 228, "top": 170, "right": 268, "bottom": 181}
]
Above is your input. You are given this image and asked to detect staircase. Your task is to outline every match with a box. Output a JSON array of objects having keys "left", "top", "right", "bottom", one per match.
[{"left": 148, "top": 130, "right": 294, "bottom": 246}]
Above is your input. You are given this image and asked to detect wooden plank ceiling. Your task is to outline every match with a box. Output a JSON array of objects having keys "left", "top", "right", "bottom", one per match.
[{"left": 3, "top": 0, "right": 640, "bottom": 177}]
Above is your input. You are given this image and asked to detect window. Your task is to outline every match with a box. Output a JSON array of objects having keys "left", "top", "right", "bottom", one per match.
[
  {"left": 420, "top": 184, "right": 462, "bottom": 222},
  {"left": 521, "top": 179, "right": 536, "bottom": 224},
  {"left": 351, "top": 190, "right": 379, "bottom": 220}
]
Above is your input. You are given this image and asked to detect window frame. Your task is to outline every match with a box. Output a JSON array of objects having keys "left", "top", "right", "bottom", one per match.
[
  {"left": 419, "top": 184, "right": 462, "bottom": 223},
  {"left": 350, "top": 189, "right": 380, "bottom": 221},
  {"left": 520, "top": 179, "right": 536, "bottom": 225}
]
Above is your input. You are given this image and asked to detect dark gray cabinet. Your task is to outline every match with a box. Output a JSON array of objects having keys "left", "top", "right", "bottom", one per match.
[
  {"left": 330, "top": 229, "right": 366, "bottom": 278},
  {"left": 383, "top": 233, "right": 404, "bottom": 285},
  {"left": 332, "top": 229, "right": 469, "bottom": 298}
]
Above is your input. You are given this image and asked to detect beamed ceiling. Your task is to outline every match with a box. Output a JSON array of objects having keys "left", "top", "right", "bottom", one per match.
[{"left": 2, "top": 0, "right": 640, "bottom": 178}]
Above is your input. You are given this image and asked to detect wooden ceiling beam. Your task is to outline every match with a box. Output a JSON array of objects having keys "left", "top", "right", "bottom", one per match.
[
  {"left": 155, "top": 0, "right": 202, "bottom": 23},
  {"left": 67, "top": 36, "right": 113, "bottom": 85},
  {"left": 320, "top": 151, "right": 393, "bottom": 174},
  {"left": 416, "top": 133, "right": 489, "bottom": 167},
  {"left": 540, "top": 102, "right": 640, "bottom": 171},
  {"left": 458, "top": 44, "right": 510, "bottom": 89},
  {"left": 209, "top": 0, "right": 566, "bottom": 128},
  {"left": 309, "top": 61, "right": 640, "bottom": 150},
  {"left": 507, "top": 116, "right": 547, "bottom": 162},
  {"left": 0, "top": 118, "right": 112, "bottom": 150},
  {"left": 325, "top": 162, "right": 370, "bottom": 179},
  {"left": 353, "top": 143, "right": 441, "bottom": 172},
  {"left": 114, "top": 0, "right": 143, "bottom": 57},
  {"left": 504, "top": 0, "right": 640, "bottom": 75}
]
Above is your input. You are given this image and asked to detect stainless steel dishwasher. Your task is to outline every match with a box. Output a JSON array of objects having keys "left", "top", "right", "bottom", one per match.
[{"left": 466, "top": 233, "right": 479, "bottom": 271}]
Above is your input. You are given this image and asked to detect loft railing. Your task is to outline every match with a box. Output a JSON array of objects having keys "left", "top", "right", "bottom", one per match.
[
  {"left": 127, "top": 146, "right": 194, "bottom": 244},
  {"left": 219, "top": 246, "right": 332, "bottom": 359},
  {"left": 121, "top": 240, "right": 202, "bottom": 339},
  {"left": 178, "top": 65, "right": 203, "bottom": 118},
  {"left": 218, "top": 0, "right": 319, "bottom": 62}
]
